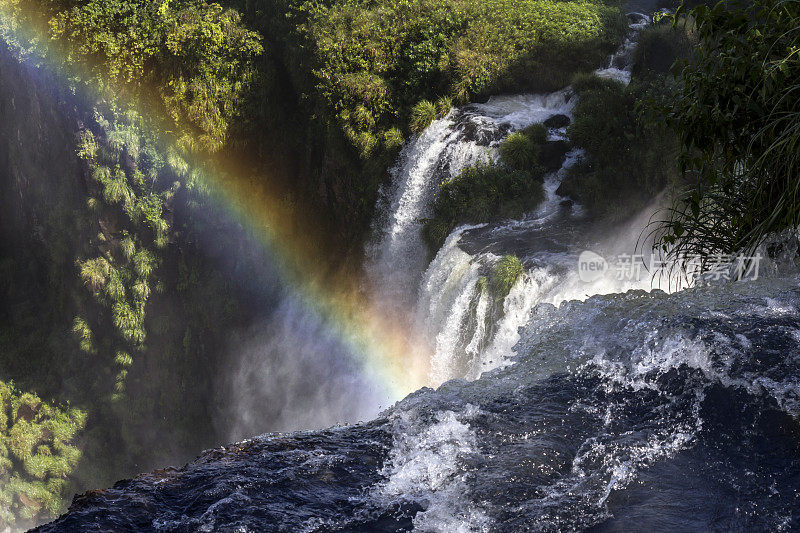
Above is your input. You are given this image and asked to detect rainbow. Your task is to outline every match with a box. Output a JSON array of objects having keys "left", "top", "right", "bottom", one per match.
[{"left": 0, "top": 2, "right": 431, "bottom": 409}]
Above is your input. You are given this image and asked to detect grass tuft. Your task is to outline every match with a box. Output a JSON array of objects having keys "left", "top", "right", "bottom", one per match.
[
  {"left": 490, "top": 254, "right": 524, "bottom": 298},
  {"left": 410, "top": 100, "right": 438, "bottom": 134}
]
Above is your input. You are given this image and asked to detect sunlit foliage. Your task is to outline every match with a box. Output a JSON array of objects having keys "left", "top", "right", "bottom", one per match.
[
  {"left": 0, "top": 381, "right": 85, "bottom": 529},
  {"left": 293, "top": 0, "right": 627, "bottom": 157},
  {"left": 43, "top": 0, "right": 262, "bottom": 153},
  {"left": 490, "top": 254, "right": 524, "bottom": 298}
]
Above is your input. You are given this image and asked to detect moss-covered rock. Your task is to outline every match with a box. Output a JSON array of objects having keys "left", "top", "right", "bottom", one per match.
[{"left": 543, "top": 114, "right": 571, "bottom": 128}]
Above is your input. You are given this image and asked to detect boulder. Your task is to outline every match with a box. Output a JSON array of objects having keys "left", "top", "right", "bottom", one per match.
[
  {"left": 458, "top": 119, "right": 511, "bottom": 146},
  {"left": 543, "top": 114, "right": 571, "bottom": 129},
  {"left": 539, "top": 140, "right": 570, "bottom": 172}
]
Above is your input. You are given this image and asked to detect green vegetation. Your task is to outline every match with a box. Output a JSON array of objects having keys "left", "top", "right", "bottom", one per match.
[
  {"left": 500, "top": 132, "right": 539, "bottom": 171},
  {"left": 0, "top": 2, "right": 257, "bottom": 516},
  {"left": 407, "top": 95, "right": 453, "bottom": 133},
  {"left": 557, "top": 19, "right": 692, "bottom": 222},
  {"left": 224, "top": 0, "right": 628, "bottom": 242},
  {"left": 410, "top": 100, "right": 439, "bottom": 135},
  {"left": 423, "top": 122, "right": 552, "bottom": 253},
  {"left": 490, "top": 255, "right": 525, "bottom": 298},
  {"left": 631, "top": 16, "right": 694, "bottom": 79},
  {"left": 518, "top": 123, "right": 549, "bottom": 145},
  {"left": 654, "top": 0, "right": 800, "bottom": 267},
  {"left": 464, "top": 257, "right": 523, "bottom": 353},
  {"left": 0, "top": 381, "right": 85, "bottom": 529},
  {"left": 422, "top": 161, "right": 546, "bottom": 251},
  {"left": 73, "top": 114, "right": 182, "bottom": 398},
  {"left": 476, "top": 275, "right": 489, "bottom": 295},
  {"left": 500, "top": 124, "right": 549, "bottom": 172},
  {"left": 291, "top": 0, "right": 626, "bottom": 147},
  {"left": 435, "top": 97, "right": 453, "bottom": 119},
  {"left": 40, "top": 0, "right": 262, "bottom": 154},
  {"left": 3, "top": 0, "right": 630, "bottom": 256}
]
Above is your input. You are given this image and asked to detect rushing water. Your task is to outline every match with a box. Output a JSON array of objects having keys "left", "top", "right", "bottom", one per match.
[
  {"left": 370, "top": 13, "right": 661, "bottom": 387},
  {"left": 36, "top": 277, "right": 800, "bottom": 532},
  {"left": 36, "top": 13, "right": 800, "bottom": 532}
]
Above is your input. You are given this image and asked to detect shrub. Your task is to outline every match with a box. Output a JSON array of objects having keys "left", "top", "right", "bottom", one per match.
[
  {"left": 47, "top": 0, "right": 261, "bottom": 155},
  {"left": 423, "top": 161, "right": 546, "bottom": 251},
  {"left": 71, "top": 317, "right": 96, "bottom": 355},
  {"left": 435, "top": 96, "right": 453, "bottom": 119},
  {"left": 653, "top": 0, "right": 800, "bottom": 267},
  {"left": 632, "top": 19, "right": 694, "bottom": 80},
  {"left": 560, "top": 72, "right": 680, "bottom": 220},
  {"left": 114, "top": 351, "right": 133, "bottom": 368},
  {"left": 131, "top": 280, "right": 150, "bottom": 303},
  {"left": 383, "top": 128, "right": 405, "bottom": 151},
  {"left": 291, "top": 0, "right": 627, "bottom": 155},
  {"left": 79, "top": 258, "right": 111, "bottom": 292},
  {"left": 120, "top": 236, "right": 135, "bottom": 260},
  {"left": 490, "top": 254, "right": 525, "bottom": 298},
  {"left": 76, "top": 131, "right": 98, "bottom": 160},
  {"left": 422, "top": 219, "right": 456, "bottom": 253},
  {"left": 519, "top": 123, "right": 548, "bottom": 145},
  {"left": 132, "top": 250, "right": 155, "bottom": 279},
  {"left": 104, "top": 271, "right": 126, "bottom": 301},
  {"left": 103, "top": 178, "right": 132, "bottom": 206}
]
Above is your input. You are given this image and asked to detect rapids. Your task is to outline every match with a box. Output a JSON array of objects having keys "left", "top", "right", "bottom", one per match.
[{"left": 36, "top": 12, "right": 800, "bottom": 533}]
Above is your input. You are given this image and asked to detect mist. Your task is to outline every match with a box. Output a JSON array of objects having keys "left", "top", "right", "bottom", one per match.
[{"left": 215, "top": 294, "right": 395, "bottom": 442}]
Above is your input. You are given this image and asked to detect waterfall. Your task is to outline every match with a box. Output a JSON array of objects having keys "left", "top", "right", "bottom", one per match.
[
  {"left": 366, "top": 115, "right": 491, "bottom": 313},
  {"left": 366, "top": 12, "right": 664, "bottom": 386},
  {"left": 595, "top": 13, "right": 651, "bottom": 85},
  {"left": 367, "top": 90, "right": 575, "bottom": 308}
]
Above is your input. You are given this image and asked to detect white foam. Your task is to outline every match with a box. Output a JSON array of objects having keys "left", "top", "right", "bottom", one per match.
[{"left": 373, "top": 405, "right": 491, "bottom": 532}]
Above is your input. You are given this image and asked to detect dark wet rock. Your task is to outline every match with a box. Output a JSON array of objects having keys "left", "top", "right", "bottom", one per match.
[
  {"left": 539, "top": 140, "right": 570, "bottom": 172},
  {"left": 559, "top": 199, "right": 574, "bottom": 208},
  {"left": 544, "top": 114, "right": 570, "bottom": 129},
  {"left": 15, "top": 402, "right": 41, "bottom": 423},
  {"left": 457, "top": 118, "right": 511, "bottom": 146},
  {"left": 555, "top": 176, "right": 578, "bottom": 198}
]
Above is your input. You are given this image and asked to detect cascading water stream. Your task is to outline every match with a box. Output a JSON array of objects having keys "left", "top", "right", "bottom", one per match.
[
  {"left": 368, "top": 13, "right": 659, "bottom": 386},
  {"left": 366, "top": 114, "right": 493, "bottom": 313},
  {"left": 45, "top": 271, "right": 800, "bottom": 532}
]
